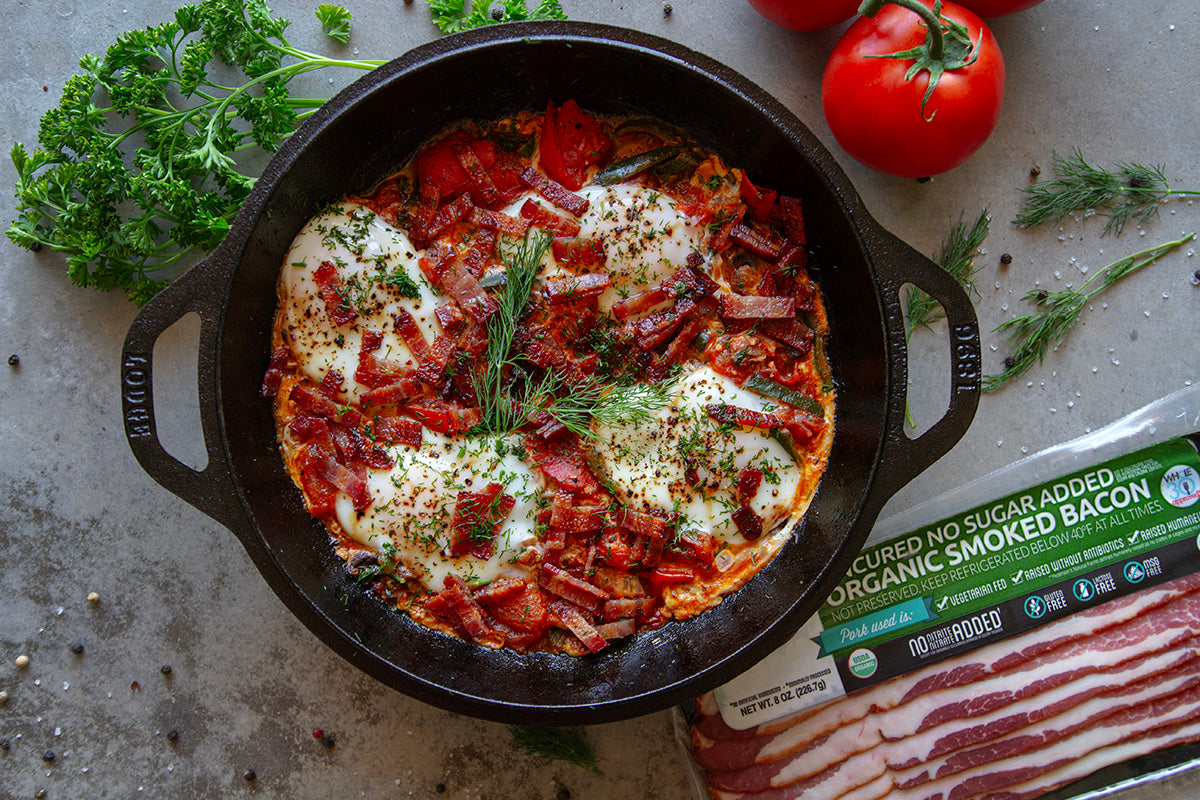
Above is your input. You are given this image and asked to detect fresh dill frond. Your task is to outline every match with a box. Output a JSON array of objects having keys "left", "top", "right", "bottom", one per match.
[
  {"left": 983, "top": 233, "right": 1195, "bottom": 391},
  {"left": 1014, "top": 149, "right": 1200, "bottom": 237},
  {"left": 905, "top": 209, "right": 988, "bottom": 337},
  {"left": 508, "top": 725, "right": 602, "bottom": 775},
  {"left": 543, "top": 375, "right": 673, "bottom": 440}
]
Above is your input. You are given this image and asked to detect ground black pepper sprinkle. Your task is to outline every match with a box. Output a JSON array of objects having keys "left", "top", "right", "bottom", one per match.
[
  {"left": 1000, "top": 253, "right": 1013, "bottom": 265},
  {"left": 7, "top": 354, "right": 18, "bottom": 366},
  {"left": 69, "top": 643, "right": 84, "bottom": 655}
]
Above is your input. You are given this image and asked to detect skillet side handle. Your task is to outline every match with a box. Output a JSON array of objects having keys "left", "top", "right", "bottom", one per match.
[
  {"left": 120, "top": 255, "right": 243, "bottom": 532},
  {"left": 869, "top": 227, "right": 982, "bottom": 500}
]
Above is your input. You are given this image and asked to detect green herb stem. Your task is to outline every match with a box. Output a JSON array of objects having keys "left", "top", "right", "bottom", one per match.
[{"left": 983, "top": 233, "right": 1195, "bottom": 391}]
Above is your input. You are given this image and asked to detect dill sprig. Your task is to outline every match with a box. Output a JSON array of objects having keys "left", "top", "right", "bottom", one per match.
[
  {"left": 541, "top": 375, "right": 673, "bottom": 440},
  {"left": 1015, "top": 149, "right": 1200, "bottom": 237},
  {"left": 508, "top": 725, "right": 603, "bottom": 775},
  {"left": 905, "top": 208, "right": 988, "bottom": 336},
  {"left": 983, "top": 233, "right": 1195, "bottom": 391}
]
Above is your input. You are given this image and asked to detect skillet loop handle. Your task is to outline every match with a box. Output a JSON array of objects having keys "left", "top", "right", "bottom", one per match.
[
  {"left": 121, "top": 255, "right": 243, "bottom": 532},
  {"left": 870, "top": 228, "right": 982, "bottom": 500}
]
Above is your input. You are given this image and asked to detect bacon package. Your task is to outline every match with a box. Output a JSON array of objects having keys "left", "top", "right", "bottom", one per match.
[{"left": 679, "top": 386, "right": 1200, "bottom": 800}]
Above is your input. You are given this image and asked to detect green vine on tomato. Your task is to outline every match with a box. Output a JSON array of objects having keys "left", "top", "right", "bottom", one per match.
[{"left": 822, "top": 0, "right": 1005, "bottom": 178}]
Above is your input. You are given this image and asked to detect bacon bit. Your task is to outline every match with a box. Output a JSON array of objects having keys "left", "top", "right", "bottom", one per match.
[
  {"left": 414, "top": 334, "right": 457, "bottom": 385},
  {"left": 594, "top": 618, "right": 636, "bottom": 641},
  {"left": 441, "top": 575, "right": 504, "bottom": 648},
  {"left": 614, "top": 507, "right": 672, "bottom": 540},
  {"left": 550, "top": 236, "right": 606, "bottom": 270},
  {"left": 634, "top": 298, "right": 696, "bottom": 350},
  {"left": 435, "top": 303, "right": 466, "bottom": 336},
  {"left": 527, "top": 439, "right": 603, "bottom": 495},
  {"left": 717, "top": 293, "right": 795, "bottom": 320},
  {"left": 538, "top": 563, "right": 608, "bottom": 614},
  {"left": 736, "top": 466, "right": 763, "bottom": 504},
  {"left": 706, "top": 403, "right": 782, "bottom": 432},
  {"left": 739, "top": 171, "right": 777, "bottom": 222},
  {"left": 778, "top": 195, "right": 807, "bottom": 245},
  {"left": 291, "top": 384, "right": 361, "bottom": 427},
  {"left": 709, "top": 214, "right": 740, "bottom": 252},
  {"left": 358, "top": 330, "right": 382, "bottom": 353},
  {"left": 732, "top": 505, "right": 763, "bottom": 541},
  {"left": 410, "top": 181, "right": 441, "bottom": 242},
  {"left": 471, "top": 578, "right": 526, "bottom": 606},
  {"left": 354, "top": 351, "right": 408, "bottom": 389},
  {"left": 373, "top": 415, "right": 422, "bottom": 448},
  {"left": 454, "top": 142, "right": 499, "bottom": 206},
  {"left": 287, "top": 414, "right": 330, "bottom": 445},
  {"left": 448, "top": 483, "right": 515, "bottom": 559},
  {"left": 518, "top": 167, "right": 590, "bottom": 217},
  {"left": 461, "top": 227, "right": 498, "bottom": 279},
  {"left": 543, "top": 526, "right": 566, "bottom": 554},
  {"left": 547, "top": 599, "right": 609, "bottom": 653},
  {"left": 388, "top": 309, "right": 428, "bottom": 359},
  {"left": 316, "top": 368, "right": 345, "bottom": 399},
  {"left": 642, "top": 534, "right": 665, "bottom": 568},
  {"left": 422, "top": 193, "right": 476, "bottom": 241},
  {"left": 646, "top": 562, "right": 695, "bottom": 589},
  {"left": 360, "top": 376, "right": 425, "bottom": 408},
  {"left": 776, "top": 241, "right": 809, "bottom": 272},
  {"left": 730, "top": 223, "right": 784, "bottom": 261},
  {"left": 260, "top": 347, "right": 289, "bottom": 397},
  {"left": 519, "top": 199, "right": 583, "bottom": 237},
  {"left": 760, "top": 318, "right": 814, "bottom": 356},
  {"left": 471, "top": 206, "right": 529, "bottom": 238},
  {"left": 792, "top": 280, "right": 819, "bottom": 313},
  {"left": 314, "top": 261, "right": 356, "bottom": 326},
  {"left": 592, "top": 566, "right": 646, "bottom": 598},
  {"left": 544, "top": 272, "right": 611, "bottom": 303},
  {"left": 663, "top": 315, "right": 707, "bottom": 365},
  {"left": 783, "top": 408, "right": 826, "bottom": 448},
  {"left": 486, "top": 583, "right": 549, "bottom": 634},
  {"left": 419, "top": 245, "right": 498, "bottom": 324},
  {"left": 603, "top": 597, "right": 655, "bottom": 621},
  {"left": 549, "top": 501, "right": 608, "bottom": 533},
  {"left": 297, "top": 443, "right": 371, "bottom": 512}
]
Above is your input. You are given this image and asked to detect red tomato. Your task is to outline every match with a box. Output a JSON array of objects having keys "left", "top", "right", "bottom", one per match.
[
  {"left": 821, "top": 0, "right": 1005, "bottom": 178},
  {"left": 747, "top": 0, "right": 861, "bottom": 31},
  {"left": 954, "top": 0, "right": 1045, "bottom": 17}
]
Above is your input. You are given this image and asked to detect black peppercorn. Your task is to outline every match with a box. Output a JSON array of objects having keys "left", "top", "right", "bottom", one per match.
[
  {"left": 916, "top": 176, "right": 932, "bottom": 184},
  {"left": 1000, "top": 253, "right": 1013, "bottom": 265},
  {"left": 70, "top": 643, "right": 84, "bottom": 655},
  {"left": 7, "top": 354, "right": 18, "bottom": 367},
  {"left": 1036, "top": 290, "right": 1049, "bottom": 301},
  {"left": 321, "top": 735, "right": 336, "bottom": 749},
  {"left": 160, "top": 664, "right": 172, "bottom": 676},
  {"left": 1030, "top": 164, "right": 1041, "bottom": 177},
  {"left": 491, "top": 6, "right": 502, "bottom": 19},
  {"left": 436, "top": 784, "right": 447, "bottom": 794},
  {"left": 36, "top": 791, "right": 47, "bottom": 800},
  {"left": 1004, "top": 356, "right": 1017, "bottom": 369},
  {"left": 42, "top": 750, "right": 56, "bottom": 763},
  {"left": 244, "top": 768, "right": 257, "bottom": 781},
  {"left": 167, "top": 729, "right": 179, "bottom": 742},
  {"left": 663, "top": 3, "right": 673, "bottom": 15},
  {"left": 0, "top": 737, "right": 11, "bottom": 750}
]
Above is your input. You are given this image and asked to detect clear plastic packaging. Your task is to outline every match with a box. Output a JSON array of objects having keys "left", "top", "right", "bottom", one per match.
[{"left": 676, "top": 383, "right": 1200, "bottom": 800}]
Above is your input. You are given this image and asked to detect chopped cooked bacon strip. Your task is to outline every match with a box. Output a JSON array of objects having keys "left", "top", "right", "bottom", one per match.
[
  {"left": 792, "top": 280, "right": 819, "bottom": 313},
  {"left": 440, "top": 575, "right": 503, "bottom": 648},
  {"left": 778, "top": 195, "right": 807, "bottom": 245},
  {"left": 290, "top": 383, "right": 361, "bottom": 427},
  {"left": 297, "top": 443, "right": 370, "bottom": 512},
  {"left": 422, "top": 193, "right": 476, "bottom": 241},
  {"left": 707, "top": 403, "right": 782, "bottom": 431},
  {"left": 776, "top": 241, "right": 809, "bottom": 272},
  {"left": 550, "top": 501, "right": 609, "bottom": 533},
  {"left": 448, "top": 482, "right": 515, "bottom": 559},
  {"left": 471, "top": 577, "right": 526, "bottom": 606},
  {"left": 538, "top": 563, "right": 609, "bottom": 614},
  {"left": 737, "top": 467, "right": 763, "bottom": 503},
  {"left": 462, "top": 227, "right": 498, "bottom": 279},
  {"left": 731, "top": 506, "right": 763, "bottom": 540},
  {"left": 551, "top": 236, "right": 606, "bottom": 269},
  {"left": 663, "top": 315, "right": 707, "bottom": 364},
  {"left": 518, "top": 167, "right": 591, "bottom": 216},
  {"left": 454, "top": 142, "right": 499, "bottom": 206},
  {"left": 612, "top": 265, "right": 713, "bottom": 322},
  {"left": 760, "top": 318, "right": 814, "bottom": 355},
  {"left": 718, "top": 294, "right": 796, "bottom": 320},
  {"left": 594, "top": 618, "right": 636, "bottom": 641},
  {"left": 414, "top": 334, "right": 457, "bottom": 385},
  {"left": 519, "top": 199, "right": 583, "bottom": 236},
  {"left": 316, "top": 368, "right": 344, "bottom": 399},
  {"left": 547, "top": 599, "right": 609, "bottom": 653},
  {"left": 419, "top": 245, "right": 499, "bottom": 324},
  {"left": 593, "top": 566, "right": 646, "bottom": 598},
  {"left": 373, "top": 415, "right": 422, "bottom": 448},
  {"left": 783, "top": 409, "right": 826, "bottom": 448},
  {"left": 389, "top": 308, "right": 429, "bottom": 359},
  {"left": 529, "top": 442, "right": 603, "bottom": 495},
  {"left": 471, "top": 206, "right": 529, "bottom": 238},
  {"left": 360, "top": 376, "right": 425, "bottom": 408},
  {"left": 635, "top": 298, "right": 697, "bottom": 350},
  {"left": 410, "top": 180, "right": 441, "bottom": 242},
  {"left": 730, "top": 223, "right": 784, "bottom": 260},
  {"left": 260, "top": 346, "right": 289, "bottom": 397},
  {"left": 614, "top": 507, "right": 673, "bottom": 539},
  {"left": 544, "top": 272, "right": 611, "bottom": 302},
  {"left": 313, "top": 261, "right": 356, "bottom": 326},
  {"left": 354, "top": 351, "right": 410, "bottom": 388},
  {"left": 604, "top": 597, "right": 655, "bottom": 620}
]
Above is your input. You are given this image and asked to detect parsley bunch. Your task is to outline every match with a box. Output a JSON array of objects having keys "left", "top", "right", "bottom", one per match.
[
  {"left": 8, "top": 0, "right": 383, "bottom": 305},
  {"left": 428, "top": 0, "right": 566, "bottom": 34}
]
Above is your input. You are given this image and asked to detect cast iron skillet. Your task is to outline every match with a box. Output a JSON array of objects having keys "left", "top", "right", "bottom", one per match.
[{"left": 120, "top": 23, "right": 981, "bottom": 725}]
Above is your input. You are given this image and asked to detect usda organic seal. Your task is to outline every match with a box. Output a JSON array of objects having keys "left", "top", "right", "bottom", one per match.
[{"left": 848, "top": 647, "right": 878, "bottom": 679}]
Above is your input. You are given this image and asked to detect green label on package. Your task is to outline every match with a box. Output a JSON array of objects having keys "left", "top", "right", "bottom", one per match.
[{"left": 714, "top": 434, "right": 1200, "bottom": 730}]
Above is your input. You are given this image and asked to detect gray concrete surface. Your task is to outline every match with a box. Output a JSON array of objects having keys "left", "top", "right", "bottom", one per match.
[{"left": 2, "top": 1, "right": 1199, "bottom": 798}]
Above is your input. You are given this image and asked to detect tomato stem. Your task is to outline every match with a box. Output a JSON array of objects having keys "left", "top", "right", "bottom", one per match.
[{"left": 858, "top": 0, "right": 948, "bottom": 59}]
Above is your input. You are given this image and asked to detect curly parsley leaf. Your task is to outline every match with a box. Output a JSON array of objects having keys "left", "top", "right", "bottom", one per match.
[
  {"left": 427, "top": 0, "right": 567, "bottom": 34},
  {"left": 8, "top": 0, "right": 384, "bottom": 306},
  {"left": 316, "top": 4, "right": 353, "bottom": 44}
]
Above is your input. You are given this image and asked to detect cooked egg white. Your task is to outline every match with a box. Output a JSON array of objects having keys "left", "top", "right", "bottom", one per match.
[
  {"left": 514, "top": 183, "right": 713, "bottom": 312},
  {"left": 589, "top": 365, "right": 803, "bottom": 543},
  {"left": 279, "top": 204, "right": 438, "bottom": 403},
  {"left": 334, "top": 433, "right": 542, "bottom": 589}
]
